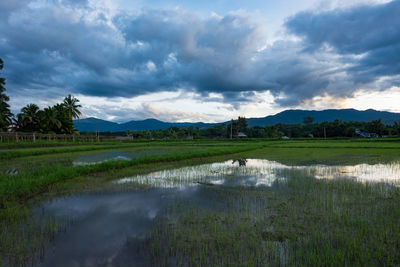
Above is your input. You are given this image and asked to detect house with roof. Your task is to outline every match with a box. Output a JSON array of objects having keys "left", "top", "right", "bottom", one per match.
[
  {"left": 236, "top": 132, "right": 248, "bottom": 138},
  {"left": 355, "top": 128, "right": 379, "bottom": 138}
]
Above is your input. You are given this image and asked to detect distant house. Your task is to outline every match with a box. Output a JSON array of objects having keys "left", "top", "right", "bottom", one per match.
[
  {"left": 236, "top": 132, "right": 247, "bottom": 138},
  {"left": 282, "top": 136, "right": 290, "bottom": 139},
  {"left": 355, "top": 128, "right": 379, "bottom": 138},
  {"left": 7, "top": 124, "right": 17, "bottom": 132}
]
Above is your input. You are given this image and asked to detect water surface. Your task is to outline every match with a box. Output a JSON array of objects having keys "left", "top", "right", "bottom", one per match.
[
  {"left": 72, "top": 150, "right": 167, "bottom": 166},
  {"left": 117, "top": 159, "right": 400, "bottom": 187},
  {"left": 35, "top": 158, "right": 400, "bottom": 266}
]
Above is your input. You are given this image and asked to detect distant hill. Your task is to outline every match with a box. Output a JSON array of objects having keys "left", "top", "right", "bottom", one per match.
[
  {"left": 245, "top": 109, "right": 400, "bottom": 127},
  {"left": 74, "top": 117, "right": 121, "bottom": 132},
  {"left": 74, "top": 118, "right": 215, "bottom": 132},
  {"left": 74, "top": 109, "right": 400, "bottom": 132}
]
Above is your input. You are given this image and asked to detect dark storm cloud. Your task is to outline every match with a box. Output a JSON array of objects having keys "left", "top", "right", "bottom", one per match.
[
  {"left": 1, "top": 0, "right": 399, "bottom": 109},
  {"left": 286, "top": 0, "right": 400, "bottom": 85},
  {"left": 117, "top": 9, "right": 347, "bottom": 104}
]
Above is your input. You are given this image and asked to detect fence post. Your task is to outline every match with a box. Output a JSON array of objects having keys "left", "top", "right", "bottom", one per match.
[
  {"left": 15, "top": 132, "right": 19, "bottom": 142},
  {"left": 33, "top": 133, "right": 36, "bottom": 142}
]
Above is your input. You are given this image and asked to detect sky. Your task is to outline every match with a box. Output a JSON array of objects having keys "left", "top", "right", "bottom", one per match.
[{"left": 0, "top": 0, "right": 399, "bottom": 123}]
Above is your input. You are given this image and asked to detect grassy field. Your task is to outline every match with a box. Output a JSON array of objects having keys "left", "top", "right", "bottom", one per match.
[
  {"left": 143, "top": 171, "right": 400, "bottom": 266},
  {"left": 1, "top": 138, "right": 399, "bottom": 266}
]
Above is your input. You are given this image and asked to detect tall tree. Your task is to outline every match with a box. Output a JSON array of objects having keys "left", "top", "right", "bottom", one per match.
[
  {"left": 368, "top": 119, "right": 385, "bottom": 136},
  {"left": 394, "top": 121, "right": 400, "bottom": 136},
  {"left": 17, "top": 104, "right": 40, "bottom": 132},
  {"left": 237, "top": 116, "right": 248, "bottom": 133},
  {"left": 63, "top": 94, "right": 82, "bottom": 120},
  {"left": 40, "top": 107, "right": 62, "bottom": 133},
  {"left": 0, "top": 58, "right": 13, "bottom": 131},
  {"left": 53, "top": 103, "right": 74, "bottom": 134}
]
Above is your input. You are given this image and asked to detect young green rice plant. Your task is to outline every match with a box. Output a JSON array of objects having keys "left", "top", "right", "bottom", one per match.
[
  {"left": 0, "top": 144, "right": 265, "bottom": 266},
  {"left": 0, "top": 143, "right": 262, "bottom": 209},
  {"left": 137, "top": 167, "right": 400, "bottom": 266},
  {"left": 2, "top": 142, "right": 400, "bottom": 266},
  {"left": 0, "top": 207, "right": 74, "bottom": 266}
]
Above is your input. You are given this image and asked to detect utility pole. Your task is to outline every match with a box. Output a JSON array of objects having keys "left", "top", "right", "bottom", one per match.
[{"left": 324, "top": 127, "right": 327, "bottom": 139}]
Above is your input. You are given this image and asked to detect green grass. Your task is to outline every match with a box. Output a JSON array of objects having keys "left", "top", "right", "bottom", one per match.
[
  {"left": 0, "top": 140, "right": 258, "bottom": 160},
  {"left": 0, "top": 144, "right": 204, "bottom": 174},
  {"left": 246, "top": 147, "right": 400, "bottom": 165},
  {"left": 0, "top": 143, "right": 263, "bottom": 213},
  {"left": 0, "top": 143, "right": 264, "bottom": 266},
  {"left": 268, "top": 139, "right": 400, "bottom": 149},
  {"left": 0, "top": 142, "right": 156, "bottom": 160},
  {"left": 1, "top": 139, "right": 400, "bottom": 266},
  {"left": 2, "top": 137, "right": 399, "bottom": 160},
  {"left": 141, "top": 171, "right": 400, "bottom": 266}
]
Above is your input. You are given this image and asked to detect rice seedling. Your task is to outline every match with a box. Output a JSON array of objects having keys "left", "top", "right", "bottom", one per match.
[
  {"left": 139, "top": 168, "right": 400, "bottom": 266},
  {"left": 1, "top": 139, "right": 400, "bottom": 266}
]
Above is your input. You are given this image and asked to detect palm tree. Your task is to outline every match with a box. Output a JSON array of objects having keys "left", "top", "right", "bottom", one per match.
[
  {"left": 53, "top": 103, "right": 74, "bottom": 134},
  {"left": 41, "top": 107, "right": 62, "bottom": 133},
  {"left": 0, "top": 100, "right": 13, "bottom": 131},
  {"left": 0, "top": 58, "right": 13, "bottom": 131},
  {"left": 18, "top": 104, "right": 40, "bottom": 131},
  {"left": 63, "top": 94, "right": 82, "bottom": 120}
]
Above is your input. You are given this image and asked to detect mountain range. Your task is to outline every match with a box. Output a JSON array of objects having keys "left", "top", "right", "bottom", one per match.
[{"left": 74, "top": 109, "right": 400, "bottom": 132}]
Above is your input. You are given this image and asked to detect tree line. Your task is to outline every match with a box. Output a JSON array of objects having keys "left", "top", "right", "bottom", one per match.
[
  {"left": 263, "top": 117, "right": 400, "bottom": 138},
  {"left": 85, "top": 116, "right": 400, "bottom": 139},
  {"left": 0, "top": 58, "right": 82, "bottom": 134},
  {"left": 202, "top": 116, "right": 400, "bottom": 138},
  {"left": 14, "top": 95, "right": 82, "bottom": 134}
]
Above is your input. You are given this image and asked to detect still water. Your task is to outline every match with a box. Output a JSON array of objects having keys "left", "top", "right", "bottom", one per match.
[
  {"left": 117, "top": 159, "right": 400, "bottom": 187},
  {"left": 72, "top": 150, "right": 167, "bottom": 166},
  {"left": 2, "top": 149, "right": 168, "bottom": 175},
  {"left": 36, "top": 159, "right": 400, "bottom": 266}
]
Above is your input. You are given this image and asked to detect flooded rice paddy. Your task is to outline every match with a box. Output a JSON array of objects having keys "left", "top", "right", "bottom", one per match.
[
  {"left": 1, "top": 148, "right": 168, "bottom": 174},
  {"left": 116, "top": 159, "right": 400, "bottom": 187},
  {"left": 72, "top": 150, "right": 167, "bottom": 166},
  {"left": 26, "top": 158, "right": 400, "bottom": 266}
]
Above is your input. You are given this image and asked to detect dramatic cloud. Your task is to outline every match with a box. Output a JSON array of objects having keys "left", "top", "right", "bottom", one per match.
[
  {"left": 286, "top": 0, "right": 400, "bottom": 85},
  {"left": 118, "top": 10, "right": 353, "bottom": 105},
  {"left": 0, "top": 0, "right": 399, "bottom": 120}
]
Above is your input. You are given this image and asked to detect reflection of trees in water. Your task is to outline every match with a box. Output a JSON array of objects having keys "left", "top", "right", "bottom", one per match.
[{"left": 232, "top": 158, "right": 247, "bottom": 166}]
